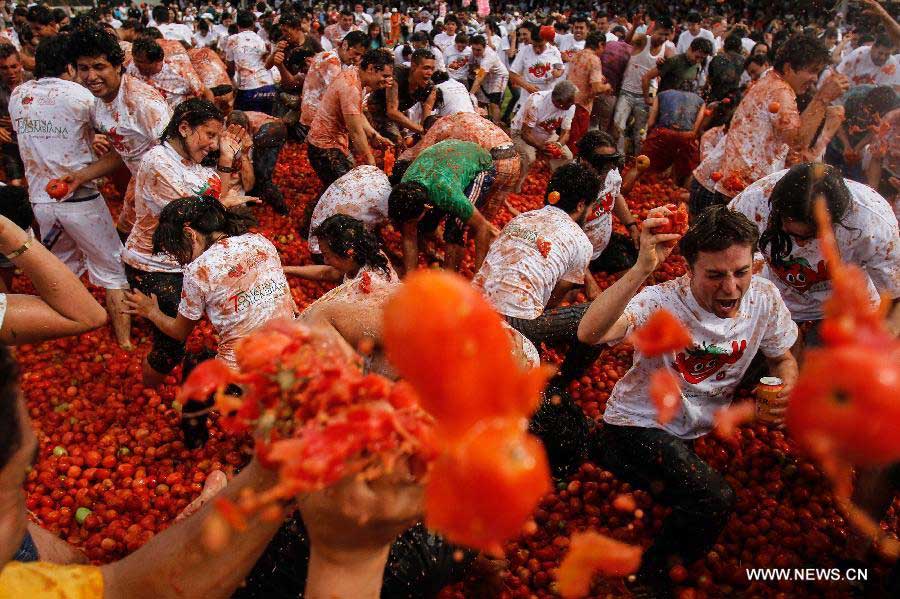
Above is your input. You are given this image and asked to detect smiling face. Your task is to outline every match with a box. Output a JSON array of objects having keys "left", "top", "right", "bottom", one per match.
[
  {"left": 179, "top": 118, "right": 224, "bottom": 163},
  {"left": 361, "top": 63, "right": 394, "bottom": 91},
  {"left": 76, "top": 54, "right": 122, "bottom": 102},
  {"left": 572, "top": 22, "right": 587, "bottom": 41},
  {"left": 687, "top": 244, "right": 754, "bottom": 318},
  {"left": 340, "top": 14, "right": 354, "bottom": 30},
  {"left": 782, "top": 63, "right": 823, "bottom": 96}
]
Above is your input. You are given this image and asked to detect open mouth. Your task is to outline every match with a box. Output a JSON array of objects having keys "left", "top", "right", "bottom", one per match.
[{"left": 715, "top": 299, "right": 738, "bottom": 312}]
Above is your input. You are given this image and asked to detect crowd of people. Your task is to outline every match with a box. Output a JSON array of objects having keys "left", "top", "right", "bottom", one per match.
[{"left": 0, "top": 0, "right": 898, "bottom": 598}]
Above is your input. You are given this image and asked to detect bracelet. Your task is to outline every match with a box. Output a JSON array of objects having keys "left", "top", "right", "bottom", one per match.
[
  {"left": 4, "top": 229, "right": 33, "bottom": 260},
  {"left": 217, "top": 163, "right": 236, "bottom": 174}
]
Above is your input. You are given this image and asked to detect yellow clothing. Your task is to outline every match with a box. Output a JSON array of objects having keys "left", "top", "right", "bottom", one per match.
[{"left": 0, "top": 561, "right": 103, "bottom": 598}]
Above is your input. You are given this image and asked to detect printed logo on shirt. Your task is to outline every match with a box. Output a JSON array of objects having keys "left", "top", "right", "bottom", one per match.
[
  {"left": 505, "top": 224, "right": 539, "bottom": 244},
  {"left": 21, "top": 96, "right": 33, "bottom": 105},
  {"left": 106, "top": 127, "right": 127, "bottom": 152},
  {"left": 538, "top": 117, "right": 563, "bottom": 134},
  {"left": 14, "top": 117, "right": 69, "bottom": 138},
  {"left": 528, "top": 62, "right": 552, "bottom": 79},
  {"left": 194, "top": 176, "right": 222, "bottom": 200},
  {"left": 770, "top": 256, "right": 829, "bottom": 294},
  {"left": 228, "top": 278, "right": 289, "bottom": 312},
  {"left": 674, "top": 340, "right": 747, "bottom": 384}
]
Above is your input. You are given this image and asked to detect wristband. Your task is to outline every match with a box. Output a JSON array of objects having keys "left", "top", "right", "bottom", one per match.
[
  {"left": 217, "top": 163, "right": 236, "bottom": 174},
  {"left": 4, "top": 229, "right": 33, "bottom": 260}
]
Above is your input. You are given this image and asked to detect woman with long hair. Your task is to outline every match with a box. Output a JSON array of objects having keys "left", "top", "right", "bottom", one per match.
[
  {"left": 123, "top": 98, "right": 253, "bottom": 387},
  {"left": 367, "top": 21, "right": 385, "bottom": 49}
]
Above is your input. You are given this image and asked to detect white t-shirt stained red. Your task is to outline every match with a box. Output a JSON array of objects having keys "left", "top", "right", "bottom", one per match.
[
  {"left": 9, "top": 78, "right": 99, "bottom": 203},
  {"left": 604, "top": 276, "right": 798, "bottom": 439},
  {"left": 473, "top": 205, "right": 592, "bottom": 319},
  {"left": 308, "top": 165, "right": 392, "bottom": 253},
  {"left": 583, "top": 167, "right": 623, "bottom": 260},
  {"left": 179, "top": 233, "right": 297, "bottom": 369},
  {"left": 225, "top": 31, "right": 274, "bottom": 90},
  {"left": 511, "top": 90, "right": 575, "bottom": 144}
]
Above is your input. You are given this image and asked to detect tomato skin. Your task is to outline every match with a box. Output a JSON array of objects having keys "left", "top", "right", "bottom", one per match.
[
  {"left": 629, "top": 309, "right": 692, "bottom": 357},
  {"left": 46, "top": 179, "right": 70, "bottom": 200},
  {"left": 556, "top": 531, "right": 642, "bottom": 597},
  {"left": 425, "top": 418, "right": 550, "bottom": 554},
  {"left": 787, "top": 345, "right": 900, "bottom": 466},
  {"left": 649, "top": 368, "right": 682, "bottom": 425}
]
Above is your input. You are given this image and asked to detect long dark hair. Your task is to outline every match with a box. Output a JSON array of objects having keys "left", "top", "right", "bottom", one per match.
[
  {"left": 160, "top": 98, "right": 224, "bottom": 145},
  {"left": 759, "top": 163, "right": 852, "bottom": 265},
  {"left": 313, "top": 214, "right": 390, "bottom": 275},
  {"left": 153, "top": 196, "right": 257, "bottom": 265}
]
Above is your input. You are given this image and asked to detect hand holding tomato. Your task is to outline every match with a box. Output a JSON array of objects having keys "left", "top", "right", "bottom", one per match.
[
  {"left": 46, "top": 179, "right": 70, "bottom": 200},
  {"left": 635, "top": 205, "right": 682, "bottom": 275}
]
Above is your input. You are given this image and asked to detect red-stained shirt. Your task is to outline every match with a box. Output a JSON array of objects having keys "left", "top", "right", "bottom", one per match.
[
  {"left": 307, "top": 69, "right": 363, "bottom": 156},
  {"left": 399, "top": 112, "right": 511, "bottom": 162},
  {"left": 189, "top": 47, "right": 232, "bottom": 90},
  {"left": 568, "top": 49, "right": 605, "bottom": 112},
  {"left": 300, "top": 50, "right": 345, "bottom": 126}
]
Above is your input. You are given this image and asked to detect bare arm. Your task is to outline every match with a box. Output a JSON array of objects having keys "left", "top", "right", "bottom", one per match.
[
  {"left": 577, "top": 207, "right": 681, "bottom": 345},
  {"left": 641, "top": 66, "right": 659, "bottom": 103},
  {"left": 860, "top": 0, "right": 900, "bottom": 46},
  {"left": 123, "top": 289, "right": 198, "bottom": 342},
  {"left": 690, "top": 102, "right": 707, "bottom": 138},
  {"left": 763, "top": 351, "right": 799, "bottom": 424},
  {"left": 798, "top": 71, "right": 849, "bottom": 150},
  {"left": 345, "top": 113, "right": 376, "bottom": 165},
  {"left": 101, "top": 459, "right": 283, "bottom": 599},
  {"left": 400, "top": 220, "right": 419, "bottom": 275},
  {"left": 386, "top": 81, "right": 423, "bottom": 133},
  {"left": 646, "top": 96, "right": 660, "bottom": 130},
  {"left": 520, "top": 124, "right": 546, "bottom": 151},
  {"left": 283, "top": 265, "right": 343, "bottom": 282},
  {"left": 66, "top": 150, "right": 126, "bottom": 189},
  {"left": 420, "top": 88, "right": 437, "bottom": 125},
  {"left": 0, "top": 216, "right": 107, "bottom": 345}
]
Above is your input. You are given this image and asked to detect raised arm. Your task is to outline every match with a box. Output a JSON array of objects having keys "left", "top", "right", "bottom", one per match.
[{"left": 0, "top": 216, "right": 107, "bottom": 345}]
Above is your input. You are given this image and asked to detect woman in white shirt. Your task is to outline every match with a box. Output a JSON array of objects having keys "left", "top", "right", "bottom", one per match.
[{"left": 124, "top": 99, "right": 250, "bottom": 387}]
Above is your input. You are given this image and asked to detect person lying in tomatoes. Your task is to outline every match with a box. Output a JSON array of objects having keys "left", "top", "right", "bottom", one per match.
[{"left": 577, "top": 204, "right": 799, "bottom": 597}]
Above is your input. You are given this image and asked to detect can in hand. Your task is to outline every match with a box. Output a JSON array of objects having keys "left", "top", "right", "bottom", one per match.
[{"left": 756, "top": 376, "right": 784, "bottom": 424}]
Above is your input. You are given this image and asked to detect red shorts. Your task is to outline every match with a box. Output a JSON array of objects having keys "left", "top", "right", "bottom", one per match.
[
  {"left": 567, "top": 105, "right": 591, "bottom": 155},
  {"left": 641, "top": 128, "right": 700, "bottom": 181}
]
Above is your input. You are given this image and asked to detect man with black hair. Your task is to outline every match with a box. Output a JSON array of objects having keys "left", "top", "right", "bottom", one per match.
[
  {"left": 368, "top": 47, "right": 435, "bottom": 141},
  {"left": 675, "top": 11, "right": 714, "bottom": 54},
  {"left": 641, "top": 37, "right": 712, "bottom": 99},
  {"left": 151, "top": 4, "right": 193, "bottom": 47},
  {"left": 837, "top": 32, "right": 899, "bottom": 87},
  {"left": 65, "top": 26, "right": 172, "bottom": 237},
  {"left": 299, "top": 29, "right": 367, "bottom": 135},
  {"left": 225, "top": 10, "right": 275, "bottom": 114},
  {"left": 25, "top": 5, "right": 58, "bottom": 41},
  {"left": 707, "top": 33, "right": 747, "bottom": 101},
  {"left": 469, "top": 34, "right": 508, "bottom": 123},
  {"left": 128, "top": 37, "right": 212, "bottom": 108},
  {"left": 189, "top": 44, "right": 235, "bottom": 114},
  {"left": 9, "top": 33, "right": 133, "bottom": 349},
  {"left": 306, "top": 48, "right": 392, "bottom": 188},
  {"left": 695, "top": 34, "right": 849, "bottom": 208},
  {"left": 323, "top": 9, "right": 359, "bottom": 49},
  {"left": 443, "top": 32, "right": 471, "bottom": 85},
  {"left": 578, "top": 205, "right": 799, "bottom": 597},
  {"left": 508, "top": 21, "right": 564, "bottom": 112},
  {"left": 0, "top": 44, "right": 27, "bottom": 187},
  {"left": 432, "top": 14, "right": 458, "bottom": 56}
]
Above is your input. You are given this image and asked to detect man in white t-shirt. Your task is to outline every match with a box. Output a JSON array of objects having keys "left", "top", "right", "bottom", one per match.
[
  {"left": 65, "top": 27, "right": 172, "bottom": 241},
  {"left": 225, "top": 10, "right": 275, "bottom": 114},
  {"left": 9, "top": 35, "right": 132, "bottom": 349},
  {"left": 729, "top": 164, "right": 900, "bottom": 350},
  {"left": 675, "top": 12, "right": 716, "bottom": 54},
  {"left": 469, "top": 35, "right": 508, "bottom": 123},
  {"left": 578, "top": 205, "right": 798, "bottom": 597},
  {"left": 557, "top": 15, "right": 587, "bottom": 64},
  {"left": 510, "top": 80, "right": 576, "bottom": 192},
  {"left": 509, "top": 22, "right": 564, "bottom": 111},
  {"left": 473, "top": 161, "right": 601, "bottom": 376},
  {"left": 128, "top": 38, "right": 212, "bottom": 109},
  {"left": 432, "top": 15, "right": 459, "bottom": 56},
  {"left": 308, "top": 165, "right": 392, "bottom": 255},
  {"left": 443, "top": 32, "right": 472, "bottom": 84},
  {"left": 152, "top": 5, "right": 194, "bottom": 47},
  {"left": 353, "top": 3, "right": 373, "bottom": 27},
  {"left": 836, "top": 34, "right": 900, "bottom": 88}
]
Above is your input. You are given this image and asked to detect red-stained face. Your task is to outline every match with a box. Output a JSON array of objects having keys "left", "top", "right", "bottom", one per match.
[
  {"left": 76, "top": 55, "right": 122, "bottom": 102},
  {"left": 0, "top": 54, "right": 23, "bottom": 88},
  {"left": 340, "top": 14, "right": 354, "bottom": 30},
  {"left": 179, "top": 118, "right": 224, "bottom": 164},
  {"left": 340, "top": 42, "right": 366, "bottom": 65},
  {"left": 213, "top": 90, "right": 235, "bottom": 115},
  {"left": 687, "top": 244, "right": 754, "bottom": 319},
  {"left": 870, "top": 44, "right": 892, "bottom": 67},
  {"left": 319, "top": 239, "right": 357, "bottom": 274},
  {"left": 782, "top": 63, "right": 822, "bottom": 96},
  {"left": 362, "top": 64, "right": 394, "bottom": 90}
]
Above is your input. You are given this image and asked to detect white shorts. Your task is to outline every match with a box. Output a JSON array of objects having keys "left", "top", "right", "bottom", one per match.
[{"left": 32, "top": 198, "right": 129, "bottom": 289}]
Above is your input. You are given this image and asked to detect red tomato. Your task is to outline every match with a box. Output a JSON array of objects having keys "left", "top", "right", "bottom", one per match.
[
  {"left": 628, "top": 309, "right": 692, "bottom": 356},
  {"left": 46, "top": 179, "right": 70, "bottom": 200},
  {"left": 635, "top": 154, "right": 651, "bottom": 170},
  {"left": 768, "top": 101, "right": 781, "bottom": 113},
  {"left": 556, "top": 531, "right": 642, "bottom": 597},
  {"left": 425, "top": 419, "right": 550, "bottom": 554},
  {"left": 649, "top": 368, "right": 682, "bottom": 425}
]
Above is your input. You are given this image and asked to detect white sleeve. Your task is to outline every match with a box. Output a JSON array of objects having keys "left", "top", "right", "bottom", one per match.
[
  {"left": 561, "top": 106, "right": 575, "bottom": 130},
  {"left": 758, "top": 281, "right": 799, "bottom": 358}
]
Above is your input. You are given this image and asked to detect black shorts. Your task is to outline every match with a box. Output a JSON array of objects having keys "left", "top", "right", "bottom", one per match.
[
  {"left": 484, "top": 91, "right": 503, "bottom": 106},
  {"left": 306, "top": 143, "right": 353, "bottom": 188},
  {"left": 125, "top": 265, "right": 185, "bottom": 374}
]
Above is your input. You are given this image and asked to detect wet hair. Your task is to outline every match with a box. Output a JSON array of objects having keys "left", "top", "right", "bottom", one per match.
[
  {"left": 454, "top": 32, "right": 468, "bottom": 45},
  {"left": 686, "top": 12, "right": 702, "bottom": 24},
  {"left": 409, "top": 31, "right": 430, "bottom": 44},
  {"left": 33, "top": 33, "right": 70, "bottom": 79},
  {"left": 226, "top": 110, "right": 249, "bottom": 129},
  {"left": 287, "top": 46, "right": 316, "bottom": 71},
  {"left": 68, "top": 26, "right": 125, "bottom": 67},
  {"left": 160, "top": 98, "right": 224, "bottom": 144},
  {"left": 689, "top": 37, "right": 714, "bottom": 56},
  {"left": 680, "top": 205, "right": 759, "bottom": 266},
  {"left": 342, "top": 30, "right": 368, "bottom": 48},
  {"left": 410, "top": 48, "right": 435, "bottom": 64},
  {"left": 0, "top": 43, "right": 20, "bottom": 61},
  {"left": 546, "top": 162, "right": 601, "bottom": 214},
  {"left": 0, "top": 185, "right": 35, "bottom": 230},
  {"left": 862, "top": 86, "right": 899, "bottom": 118},
  {"left": 552, "top": 80, "right": 576, "bottom": 104},
  {"left": 0, "top": 346, "right": 22, "bottom": 470},
  {"left": 745, "top": 54, "right": 769, "bottom": 70},
  {"left": 724, "top": 33, "right": 743, "bottom": 54},
  {"left": 431, "top": 69, "right": 449, "bottom": 85},
  {"left": 132, "top": 38, "right": 164, "bottom": 63},
  {"left": 655, "top": 16, "right": 674, "bottom": 32},
  {"left": 874, "top": 33, "right": 893, "bottom": 49},
  {"left": 773, "top": 34, "right": 831, "bottom": 75},
  {"left": 237, "top": 10, "right": 255, "bottom": 29},
  {"left": 759, "top": 163, "right": 852, "bottom": 264},
  {"left": 52, "top": 7, "right": 67, "bottom": 24},
  {"left": 140, "top": 27, "right": 163, "bottom": 41},
  {"left": 360, "top": 48, "right": 393, "bottom": 71},
  {"left": 577, "top": 130, "right": 619, "bottom": 172},
  {"left": 585, "top": 31, "right": 605, "bottom": 50},
  {"left": 469, "top": 35, "right": 486, "bottom": 47},
  {"left": 27, "top": 5, "right": 54, "bottom": 26},
  {"left": 153, "top": 196, "right": 256, "bottom": 265},
  {"left": 151, "top": 6, "right": 170, "bottom": 24},
  {"left": 388, "top": 181, "right": 429, "bottom": 222},
  {"left": 313, "top": 214, "right": 390, "bottom": 274},
  {"left": 197, "top": 19, "right": 210, "bottom": 33}
]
